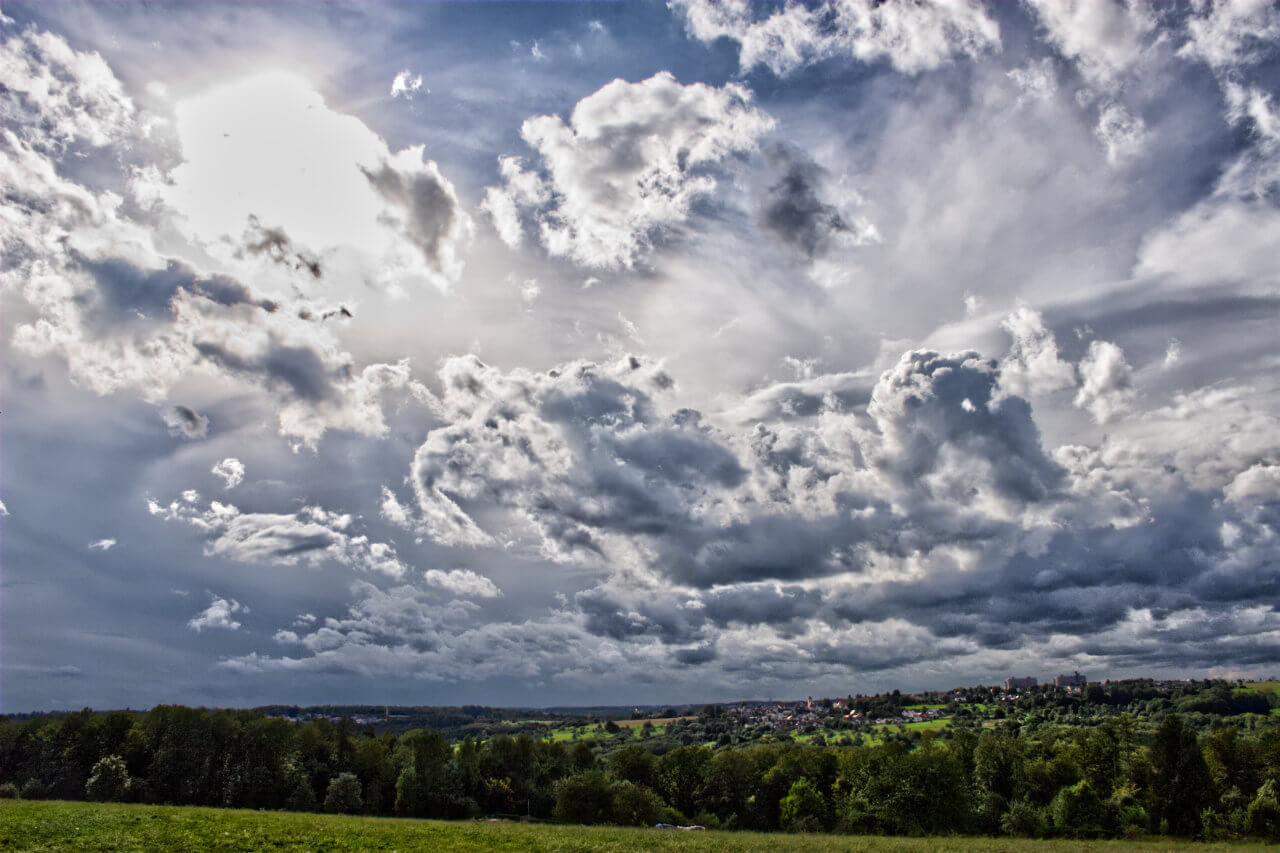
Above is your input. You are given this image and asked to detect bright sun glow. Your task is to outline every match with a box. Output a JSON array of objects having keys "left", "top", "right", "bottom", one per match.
[{"left": 165, "top": 70, "right": 389, "bottom": 253}]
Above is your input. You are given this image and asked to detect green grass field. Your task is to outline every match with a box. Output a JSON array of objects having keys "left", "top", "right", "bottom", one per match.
[
  {"left": 1234, "top": 681, "right": 1280, "bottom": 695},
  {"left": 1, "top": 800, "right": 1271, "bottom": 853},
  {"left": 540, "top": 718, "right": 691, "bottom": 743}
]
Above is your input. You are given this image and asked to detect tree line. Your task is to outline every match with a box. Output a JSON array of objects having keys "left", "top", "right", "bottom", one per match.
[{"left": 2, "top": 705, "right": 1279, "bottom": 840}]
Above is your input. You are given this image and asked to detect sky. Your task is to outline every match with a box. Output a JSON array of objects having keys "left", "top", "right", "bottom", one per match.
[{"left": 1, "top": 0, "right": 1279, "bottom": 712}]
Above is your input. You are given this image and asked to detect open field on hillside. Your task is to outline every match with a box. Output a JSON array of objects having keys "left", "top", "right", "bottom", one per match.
[
  {"left": 539, "top": 717, "right": 695, "bottom": 743},
  {"left": 1235, "top": 681, "right": 1280, "bottom": 695},
  {"left": 1, "top": 801, "right": 1273, "bottom": 853},
  {"left": 616, "top": 715, "right": 696, "bottom": 727}
]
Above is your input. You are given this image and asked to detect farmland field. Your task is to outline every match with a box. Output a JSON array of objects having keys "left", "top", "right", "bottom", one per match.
[
  {"left": 1234, "top": 681, "right": 1280, "bottom": 694},
  {"left": 0, "top": 801, "right": 1272, "bottom": 853}
]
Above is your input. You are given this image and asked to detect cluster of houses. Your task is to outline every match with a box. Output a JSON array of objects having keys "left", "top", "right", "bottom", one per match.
[
  {"left": 724, "top": 697, "right": 947, "bottom": 731},
  {"left": 270, "top": 710, "right": 393, "bottom": 726},
  {"left": 727, "top": 700, "right": 823, "bottom": 731},
  {"left": 1002, "top": 671, "right": 1089, "bottom": 692},
  {"left": 841, "top": 706, "right": 946, "bottom": 726}
]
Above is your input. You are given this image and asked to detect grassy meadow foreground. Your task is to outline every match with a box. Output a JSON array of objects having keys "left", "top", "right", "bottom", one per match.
[{"left": 1, "top": 800, "right": 1274, "bottom": 853}]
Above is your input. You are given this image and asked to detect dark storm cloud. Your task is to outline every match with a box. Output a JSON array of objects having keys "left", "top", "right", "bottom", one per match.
[
  {"left": 761, "top": 144, "right": 851, "bottom": 257},
  {"left": 673, "top": 644, "right": 717, "bottom": 666},
  {"left": 242, "top": 217, "right": 323, "bottom": 279},
  {"left": 194, "top": 341, "right": 342, "bottom": 402},
  {"left": 161, "top": 404, "right": 209, "bottom": 439},
  {"left": 77, "top": 256, "right": 277, "bottom": 329},
  {"left": 362, "top": 157, "right": 461, "bottom": 271}
]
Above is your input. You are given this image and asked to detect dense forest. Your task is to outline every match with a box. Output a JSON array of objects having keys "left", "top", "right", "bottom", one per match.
[{"left": 3, "top": 685, "right": 1279, "bottom": 840}]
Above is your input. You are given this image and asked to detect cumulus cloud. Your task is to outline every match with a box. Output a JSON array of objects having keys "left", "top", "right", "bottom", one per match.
[
  {"left": 423, "top": 568, "right": 502, "bottom": 598},
  {"left": 1024, "top": 0, "right": 1156, "bottom": 85},
  {"left": 673, "top": 0, "right": 1000, "bottom": 76},
  {"left": 1074, "top": 340, "right": 1135, "bottom": 424},
  {"left": 0, "top": 28, "right": 134, "bottom": 152},
  {"left": 162, "top": 405, "right": 209, "bottom": 439},
  {"left": 222, "top": 580, "right": 603, "bottom": 682},
  {"left": 188, "top": 594, "right": 243, "bottom": 632},
  {"left": 211, "top": 457, "right": 245, "bottom": 490},
  {"left": 1095, "top": 103, "right": 1147, "bottom": 165},
  {"left": 149, "top": 491, "right": 410, "bottom": 578},
  {"left": 404, "top": 352, "right": 739, "bottom": 562},
  {"left": 998, "top": 306, "right": 1077, "bottom": 396},
  {"left": 482, "top": 72, "right": 774, "bottom": 268},
  {"left": 395, "top": 347, "right": 1068, "bottom": 600},
  {"left": 1225, "top": 463, "right": 1280, "bottom": 505},
  {"left": 235, "top": 335, "right": 1280, "bottom": 684}
]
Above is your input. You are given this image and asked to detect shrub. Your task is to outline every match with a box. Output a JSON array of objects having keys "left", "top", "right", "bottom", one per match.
[
  {"left": 1001, "top": 799, "right": 1044, "bottom": 837},
  {"left": 85, "top": 755, "right": 131, "bottom": 802},
  {"left": 1050, "top": 780, "right": 1107, "bottom": 837},
  {"left": 20, "top": 780, "right": 48, "bottom": 800},
  {"left": 1115, "top": 803, "right": 1149, "bottom": 839},
  {"left": 780, "top": 778, "right": 827, "bottom": 832},
  {"left": 286, "top": 778, "right": 317, "bottom": 812},
  {"left": 324, "top": 773, "right": 363, "bottom": 815},
  {"left": 553, "top": 770, "right": 614, "bottom": 824},
  {"left": 657, "top": 805, "right": 687, "bottom": 826},
  {"left": 610, "top": 781, "right": 664, "bottom": 826},
  {"left": 0, "top": 782, "right": 18, "bottom": 799},
  {"left": 1247, "top": 779, "right": 1280, "bottom": 840},
  {"left": 1200, "top": 807, "right": 1246, "bottom": 841}
]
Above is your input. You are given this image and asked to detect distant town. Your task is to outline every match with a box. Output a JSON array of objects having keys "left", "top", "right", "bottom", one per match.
[{"left": 232, "top": 671, "right": 1274, "bottom": 742}]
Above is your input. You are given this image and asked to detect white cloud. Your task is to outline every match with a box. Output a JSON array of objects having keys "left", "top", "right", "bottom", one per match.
[
  {"left": 999, "top": 306, "right": 1077, "bottom": 396},
  {"left": 423, "top": 568, "right": 502, "bottom": 598},
  {"left": 1024, "top": 0, "right": 1155, "bottom": 85},
  {"left": 389, "top": 69, "right": 424, "bottom": 99},
  {"left": 0, "top": 29, "right": 134, "bottom": 152},
  {"left": 1095, "top": 103, "right": 1147, "bottom": 165},
  {"left": 519, "top": 277, "right": 540, "bottom": 307},
  {"left": 1225, "top": 464, "right": 1280, "bottom": 504},
  {"left": 150, "top": 494, "right": 410, "bottom": 578},
  {"left": 483, "top": 72, "right": 774, "bottom": 268},
  {"left": 88, "top": 538, "right": 117, "bottom": 551},
  {"left": 674, "top": 0, "right": 1000, "bottom": 76},
  {"left": 1074, "top": 339, "right": 1134, "bottom": 424},
  {"left": 211, "top": 457, "right": 245, "bottom": 490},
  {"left": 188, "top": 594, "right": 243, "bottom": 632},
  {"left": 1181, "top": 0, "right": 1280, "bottom": 71},
  {"left": 221, "top": 580, "right": 600, "bottom": 682},
  {"left": 0, "top": 500, "right": 9, "bottom": 517}
]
